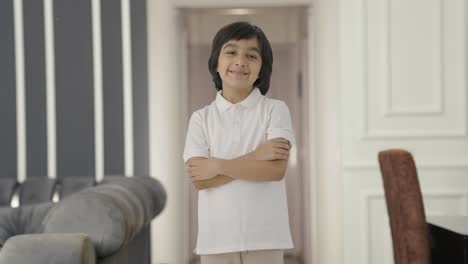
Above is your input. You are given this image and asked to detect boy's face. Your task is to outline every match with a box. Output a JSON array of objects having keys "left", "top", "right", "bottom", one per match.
[{"left": 217, "top": 37, "right": 262, "bottom": 92}]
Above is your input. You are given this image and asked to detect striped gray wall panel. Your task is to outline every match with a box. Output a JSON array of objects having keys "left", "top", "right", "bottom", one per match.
[
  {"left": 0, "top": 0, "right": 17, "bottom": 178},
  {"left": 24, "top": 0, "right": 48, "bottom": 177},
  {"left": 54, "top": 0, "right": 95, "bottom": 177},
  {"left": 1, "top": 0, "right": 149, "bottom": 180}
]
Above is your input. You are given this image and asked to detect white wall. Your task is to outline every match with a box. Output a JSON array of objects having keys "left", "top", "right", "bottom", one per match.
[{"left": 147, "top": 1, "right": 189, "bottom": 263}]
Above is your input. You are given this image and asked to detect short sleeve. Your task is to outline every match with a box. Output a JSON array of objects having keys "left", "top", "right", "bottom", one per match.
[
  {"left": 183, "top": 111, "right": 210, "bottom": 163},
  {"left": 267, "top": 101, "right": 296, "bottom": 146}
]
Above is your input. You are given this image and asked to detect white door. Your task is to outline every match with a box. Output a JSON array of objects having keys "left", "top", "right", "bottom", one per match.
[{"left": 340, "top": 0, "right": 468, "bottom": 263}]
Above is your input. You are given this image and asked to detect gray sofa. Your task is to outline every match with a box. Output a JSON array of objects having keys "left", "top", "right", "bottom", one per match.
[{"left": 0, "top": 176, "right": 166, "bottom": 264}]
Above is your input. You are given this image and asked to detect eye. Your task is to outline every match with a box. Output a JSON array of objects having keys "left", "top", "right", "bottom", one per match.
[
  {"left": 225, "top": 50, "right": 236, "bottom": 55},
  {"left": 247, "top": 54, "right": 258, "bottom": 60}
]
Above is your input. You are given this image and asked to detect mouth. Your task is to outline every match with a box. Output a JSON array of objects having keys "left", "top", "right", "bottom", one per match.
[{"left": 228, "top": 70, "right": 248, "bottom": 76}]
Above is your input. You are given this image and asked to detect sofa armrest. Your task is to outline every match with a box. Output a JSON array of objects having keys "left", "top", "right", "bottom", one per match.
[
  {"left": 0, "top": 233, "right": 96, "bottom": 264},
  {"left": 43, "top": 176, "right": 166, "bottom": 258}
]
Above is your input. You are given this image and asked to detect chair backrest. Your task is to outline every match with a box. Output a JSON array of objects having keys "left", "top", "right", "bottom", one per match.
[{"left": 378, "top": 149, "right": 430, "bottom": 264}]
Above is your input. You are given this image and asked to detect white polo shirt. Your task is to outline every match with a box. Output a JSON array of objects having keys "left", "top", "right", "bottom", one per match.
[{"left": 183, "top": 87, "right": 295, "bottom": 255}]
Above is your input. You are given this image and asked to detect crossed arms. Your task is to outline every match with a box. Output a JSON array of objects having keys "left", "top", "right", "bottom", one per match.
[{"left": 185, "top": 138, "right": 291, "bottom": 190}]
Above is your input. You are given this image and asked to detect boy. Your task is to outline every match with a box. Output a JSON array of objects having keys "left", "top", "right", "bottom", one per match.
[{"left": 183, "top": 21, "right": 295, "bottom": 264}]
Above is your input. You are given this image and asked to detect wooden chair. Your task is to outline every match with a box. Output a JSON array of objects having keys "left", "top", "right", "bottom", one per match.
[{"left": 378, "top": 149, "right": 431, "bottom": 264}]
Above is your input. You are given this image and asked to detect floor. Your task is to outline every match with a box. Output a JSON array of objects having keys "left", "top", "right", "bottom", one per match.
[{"left": 191, "top": 254, "right": 302, "bottom": 264}]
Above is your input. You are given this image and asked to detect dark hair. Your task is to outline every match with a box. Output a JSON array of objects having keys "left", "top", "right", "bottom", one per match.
[{"left": 208, "top": 21, "right": 273, "bottom": 95}]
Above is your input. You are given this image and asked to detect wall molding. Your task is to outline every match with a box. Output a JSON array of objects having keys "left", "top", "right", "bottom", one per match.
[
  {"left": 383, "top": 0, "right": 444, "bottom": 116},
  {"left": 361, "top": 128, "right": 468, "bottom": 139},
  {"left": 361, "top": 0, "right": 467, "bottom": 139},
  {"left": 344, "top": 161, "right": 468, "bottom": 170},
  {"left": 362, "top": 190, "right": 468, "bottom": 264}
]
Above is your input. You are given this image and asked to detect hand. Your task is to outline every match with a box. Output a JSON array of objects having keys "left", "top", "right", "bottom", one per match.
[
  {"left": 187, "top": 158, "right": 222, "bottom": 181},
  {"left": 253, "top": 138, "right": 290, "bottom": 160}
]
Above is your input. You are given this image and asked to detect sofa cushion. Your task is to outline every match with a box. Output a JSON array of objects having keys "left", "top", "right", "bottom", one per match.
[
  {"left": 19, "top": 177, "right": 56, "bottom": 205},
  {"left": 0, "top": 207, "right": 16, "bottom": 247},
  {"left": 0, "top": 202, "right": 53, "bottom": 247},
  {"left": 17, "top": 202, "right": 54, "bottom": 234},
  {"left": 0, "top": 179, "right": 16, "bottom": 207},
  {"left": 59, "top": 176, "right": 95, "bottom": 198}
]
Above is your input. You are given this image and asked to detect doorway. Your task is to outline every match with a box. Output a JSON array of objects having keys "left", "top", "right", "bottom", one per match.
[{"left": 181, "top": 7, "right": 310, "bottom": 264}]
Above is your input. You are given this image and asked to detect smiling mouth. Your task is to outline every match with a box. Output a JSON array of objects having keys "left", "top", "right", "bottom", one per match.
[{"left": 228, "top": 70, "right": 248, "bottom": 75}]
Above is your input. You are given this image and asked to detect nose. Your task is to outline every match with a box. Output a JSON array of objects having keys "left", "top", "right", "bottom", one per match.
[{"left": 235, "top": 57, "right": 247, "bottom": 67}]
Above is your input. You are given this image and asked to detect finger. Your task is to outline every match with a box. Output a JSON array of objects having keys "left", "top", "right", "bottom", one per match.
[
  {"left": 275, "top": 153, "right": 289, "bottom": 160},
  {"left": 267, "top": 138, "right": 284, "bottom": 144},
  {"left": 189, "top": 171, "right": 199, "bottom": 178},
  {"left": 281, "top": 142, "right": 291, "bottom": 149},
  {"left": 270, "top": 137, "right": 287, "bottom": 142},
  {"left": 274, "top": 142, "right": 290, "bottom": 150},
  {"left": 274, "top": 149, "right": 289, "bottom": 155},
  {"left": 192, "top": 176, "right": 204, "bottom": 182},
  {"left": 190, "top": 160, "right": 203, "bottom": 166},
  {"left": 272, "top": 138, "right": 289, "bottom": 143}
]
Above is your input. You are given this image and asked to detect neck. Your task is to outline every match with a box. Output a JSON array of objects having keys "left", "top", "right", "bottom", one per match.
[{"left": 222, "top": 86, "right": 254, "bottom": 104}]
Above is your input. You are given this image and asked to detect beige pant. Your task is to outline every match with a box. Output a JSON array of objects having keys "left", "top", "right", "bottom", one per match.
[{"left": 200, "top": 249, "right": 284, "bottom": 264}]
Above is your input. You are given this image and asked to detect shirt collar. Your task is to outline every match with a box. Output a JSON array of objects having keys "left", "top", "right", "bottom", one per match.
[{"left": 215, "top": 88, "right": 262, "bottom": 112}]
